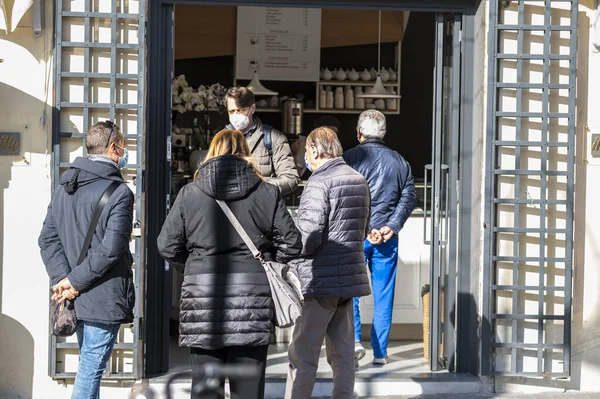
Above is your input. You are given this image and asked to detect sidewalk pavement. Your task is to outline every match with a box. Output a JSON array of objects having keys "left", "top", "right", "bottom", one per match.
[{"left": 353, "top": 394, "right": 600, "bottom": 399}]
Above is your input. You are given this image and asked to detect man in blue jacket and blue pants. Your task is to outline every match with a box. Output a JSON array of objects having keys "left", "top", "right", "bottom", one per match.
[{"left": 343, "top": 110, "right": 417, "bottom": 366}]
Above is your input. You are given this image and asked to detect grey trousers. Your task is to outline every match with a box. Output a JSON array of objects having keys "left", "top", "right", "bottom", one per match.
[{"left": 285, "top": 297, "right": 355, "bottom": 399}]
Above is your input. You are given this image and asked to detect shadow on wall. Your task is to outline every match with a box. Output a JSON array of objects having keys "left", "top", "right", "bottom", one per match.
[
  {"left": 0, "top": 315, "right": 34, "bottom": 398},
  {"left": 0, "top": 78, "right": 53, "bottom": 394},
  {"left": 0, "top": 82, "right": 35, "bottom": 399}
]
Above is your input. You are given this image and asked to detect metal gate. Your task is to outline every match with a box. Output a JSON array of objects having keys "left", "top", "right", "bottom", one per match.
[
  {"left": 50, "top": 0, "right": 146, "bottom": 380},
  {"left": 483, "top": 0, "right": 578, "bottom": 377}
]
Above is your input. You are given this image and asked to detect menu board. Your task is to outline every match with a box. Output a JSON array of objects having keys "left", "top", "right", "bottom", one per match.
[{"left": 235, "top": 7, "right": 321, "bottom": 82}]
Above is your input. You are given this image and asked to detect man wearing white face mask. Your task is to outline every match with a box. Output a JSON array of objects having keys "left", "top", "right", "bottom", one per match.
[
  {"left": 39, "top": 121, "right": 135, "bottom": 398},
  {"left": 225, "top": 87, "right": 299, "bottom": 196}
]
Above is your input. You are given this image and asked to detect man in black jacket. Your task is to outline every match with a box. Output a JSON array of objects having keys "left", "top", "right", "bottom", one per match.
[
  {"left": 343, "top": 110, "right": 417, "bottom": 366},
  {"left": 285, "top": 127, "right": 371, "bottom": 399},
  {"left": 39, "top": 121, "right": 134, "bottom": 398}
]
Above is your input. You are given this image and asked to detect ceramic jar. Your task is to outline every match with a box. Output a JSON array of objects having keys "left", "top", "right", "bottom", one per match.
[
  {"left": 345, "top": 87, "right": 354, "bottom": 109},
  {"left": 335, "top": 69, "right": 347, "bottom": 81},
  {"left": 360, "top": 69, "right": 372, "bottom": 81},
  {"left": 321, "top": 68, "right": 333, "bottom": 80},
  {"left": 335, "top": 87, "right": 344, "bottom": 109},
  {"left": 348, "top": 68, "right": 359, "bottom": 81},
  {"left": 354, "top": 87, "right": 365, "bottom": 109},
  {"left": 370, "top": 67, "right": 378, "bottom": 79},
  {"left": 380, "top": 68, "right": 390, "bottom": 82},
  {"left": 389, "top": 68, "right": 397, "bottom": 81},
  {"left": 386, "top": 88, "right": 397, "bottom": 110},
  {"left": 326, "top": 90, "right": 334, "bottom": 108},
  {"left": 365, "top": 87, "right": 375, "bottom": 105}
]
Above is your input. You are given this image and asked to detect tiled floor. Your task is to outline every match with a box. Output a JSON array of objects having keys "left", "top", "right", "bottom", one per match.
[{"left": 157, "top": 339, "right": 600, "bottom": 398}]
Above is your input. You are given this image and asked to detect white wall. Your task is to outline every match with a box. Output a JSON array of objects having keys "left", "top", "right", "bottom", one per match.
[{"left": 0, "top": 1, "right": 57, "bottom": 397}]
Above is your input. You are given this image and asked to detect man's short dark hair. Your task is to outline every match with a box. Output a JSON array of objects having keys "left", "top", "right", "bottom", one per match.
[
  {"left": 85, "top": 121, "right": 123, "bottom": 155},
  {"left": 225, "top": 86, "right": 256, "bottom": 109}
]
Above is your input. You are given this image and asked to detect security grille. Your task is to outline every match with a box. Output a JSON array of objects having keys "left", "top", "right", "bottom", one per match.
[
  {"left": 483, "top": 0, "right": 578, "bottom": 377},
  {"left": 49, "top": 0, "right": 145, "bottom": 380}
]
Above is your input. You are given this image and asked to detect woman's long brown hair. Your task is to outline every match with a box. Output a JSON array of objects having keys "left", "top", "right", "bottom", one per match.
[{"left": 194, "top": 129, "right": 261, "bottom": 181}]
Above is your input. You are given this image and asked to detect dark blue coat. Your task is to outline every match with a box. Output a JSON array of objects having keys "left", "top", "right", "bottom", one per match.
[
  {"left": 343, "top": 138, "right": 417, "bottom": 233},
  {"left": 39, "top": 157, "right": 135, "bottom": 324},
  {"left": 293, "top": 158, "right": 372, "bottom": 299}
]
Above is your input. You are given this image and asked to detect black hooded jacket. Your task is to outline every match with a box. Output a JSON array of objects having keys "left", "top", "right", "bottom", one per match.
[
  {"left": 39, "top": 157, "right": 135, "bottom": 324},
  {"left": 157, "top": 155, "right": 302, "bottom": 349}
]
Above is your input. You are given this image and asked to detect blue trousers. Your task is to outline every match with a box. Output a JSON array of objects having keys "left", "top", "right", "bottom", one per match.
[
  {"left": 354, "top": 236, "right": 399, "bottom": 359},
  {"left": 72, "top": 321, "right": 120, "bottom": 399}
]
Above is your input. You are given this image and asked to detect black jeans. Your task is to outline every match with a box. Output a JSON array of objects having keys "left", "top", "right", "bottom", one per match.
[{"left": 190, "top": 345, "right": 269, "bottom": 399}]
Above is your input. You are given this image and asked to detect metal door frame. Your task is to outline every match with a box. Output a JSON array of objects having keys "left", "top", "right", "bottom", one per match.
[
  {"left": 428, "top": 12, "right": 462, "bottom": 371},
  {"left": 482, "top": 0, "right": 578, "bottom": 377},
  {"left": 146, "top": 0, "right": 480, "bottom": 376},
  {"left": 50, "top": 0, "right": 146, "bottom": 380}
]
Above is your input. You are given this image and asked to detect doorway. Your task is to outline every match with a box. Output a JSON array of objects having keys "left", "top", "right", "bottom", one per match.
[{"left": 145, "top": 0, "right": 477, "bottom": 380}]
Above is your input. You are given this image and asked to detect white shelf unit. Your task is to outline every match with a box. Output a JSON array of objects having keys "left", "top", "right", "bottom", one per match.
[
  {"left": 317, "top": 80, "right": 399, "bottom": 87},
  {"left": 233, "top": 42, "right": 402, "bottom": 115},
  {"left": 312, "top": 42, "right": 401, "bottom": 115}
]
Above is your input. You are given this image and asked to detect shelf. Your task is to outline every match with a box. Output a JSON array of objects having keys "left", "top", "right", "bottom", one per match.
[
  {"left": 318, "top": 80, "right": 399, "bottom": 87},
  {"left": 255, "top": 107, "right": 281, "bottom": 113},
  {"left": 304, "top": 108, "right": 399, "bottom": 115}
]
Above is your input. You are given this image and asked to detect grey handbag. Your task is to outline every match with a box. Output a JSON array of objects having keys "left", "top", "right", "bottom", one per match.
[{"left": 216, "top": 199, "right": 303, "bottom": 328}]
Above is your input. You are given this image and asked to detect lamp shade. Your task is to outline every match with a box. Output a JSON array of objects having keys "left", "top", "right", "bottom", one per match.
[
  {"left": 246, "top": 71, "right": 278, "bottom": 96},
  {"left": 355, "top": 76, "right": 401, "bottom": 99}
]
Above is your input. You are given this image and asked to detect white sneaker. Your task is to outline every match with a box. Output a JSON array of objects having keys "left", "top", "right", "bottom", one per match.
[
  {"left": 354, "top": 341, "right": 366, "bottom": 361},
  {"left": 372, "top": 356, "right": 389, "bottom": 365}
]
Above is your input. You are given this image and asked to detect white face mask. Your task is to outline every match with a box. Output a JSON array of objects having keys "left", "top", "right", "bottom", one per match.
[{"left": 229, "top": 112, "right": 251, "bottom": 131}]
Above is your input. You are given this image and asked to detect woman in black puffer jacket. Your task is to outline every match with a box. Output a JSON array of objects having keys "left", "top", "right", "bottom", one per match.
[{"left": 157, "top": 129, "right": 302, "bottom": 399}]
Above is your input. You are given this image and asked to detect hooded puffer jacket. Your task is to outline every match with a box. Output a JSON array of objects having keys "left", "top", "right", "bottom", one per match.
[{"left": 157, "top": 155, "right": 302, "bottom": 350}]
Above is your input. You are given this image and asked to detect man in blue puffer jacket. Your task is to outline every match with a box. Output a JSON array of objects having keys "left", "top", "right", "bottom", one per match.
[{"left": 343, "top": 110, "right": 417, "bottom": 366}]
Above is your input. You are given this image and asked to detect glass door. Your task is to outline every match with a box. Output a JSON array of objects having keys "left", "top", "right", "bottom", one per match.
[{"left": 427, "top": 13, "right": 461, "bottom": 372}]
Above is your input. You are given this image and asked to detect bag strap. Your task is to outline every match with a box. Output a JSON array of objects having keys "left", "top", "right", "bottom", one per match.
[
  {"left": 263, "top": 125, "right": 273, "bottom": 159},
  {"left": 215, "top": 199, "right": 263, "bottom": 261},
  {"left": 77, "top": 181, "right": 121, "bottom": 265}
]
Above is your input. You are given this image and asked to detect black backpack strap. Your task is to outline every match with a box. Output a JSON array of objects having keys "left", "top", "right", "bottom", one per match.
[
  {"left": 262, "top": 124, "right": 275, "bottom": 172},
  {"left": 77, "top": 181, "right": 121, "bottom": 265}
]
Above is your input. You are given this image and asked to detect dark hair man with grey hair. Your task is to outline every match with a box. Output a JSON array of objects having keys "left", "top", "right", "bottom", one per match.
[
  {"left": 285, "top": 127, "right": 371, "bottom": 399},
  {"left": 343, "top": 109, "right": 417, "bottom": 367},
  {"left": 39, "top": 121, "right": 134, "bottom": 398}
]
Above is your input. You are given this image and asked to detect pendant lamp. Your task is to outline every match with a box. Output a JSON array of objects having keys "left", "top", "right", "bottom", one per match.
[
  {"left": 356, "top": 10, "right": 401, "bottom": 100},
  {"left": 247, "top": 70, "right": 278, "bottom": 96},
  {"left": 246, "top": 9, "right": 278, "bottom": 97}
]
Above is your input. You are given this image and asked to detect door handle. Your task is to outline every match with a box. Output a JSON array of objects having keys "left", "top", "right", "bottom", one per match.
[
  {"left": 423, "top": 164, "right": 432, "bottom": 245},
  {"left": 440, "top": 164, "right": 449, "bottom": 245}
]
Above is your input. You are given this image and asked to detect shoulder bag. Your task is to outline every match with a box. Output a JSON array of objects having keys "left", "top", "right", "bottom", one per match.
[{"left": 216, "top": 199, "right": 303, "bottom": 328}]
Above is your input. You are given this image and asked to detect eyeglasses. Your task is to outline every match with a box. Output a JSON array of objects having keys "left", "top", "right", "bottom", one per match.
[{"left": 105, "top": 120, "right": 118, "bottom": 148}]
